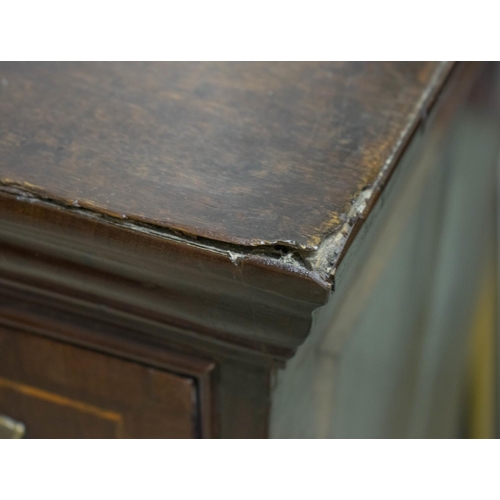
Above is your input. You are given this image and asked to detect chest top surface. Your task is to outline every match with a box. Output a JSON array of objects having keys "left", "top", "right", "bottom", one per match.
[{"left": 0, "top": 62, "right": 452, "bottom": 253}]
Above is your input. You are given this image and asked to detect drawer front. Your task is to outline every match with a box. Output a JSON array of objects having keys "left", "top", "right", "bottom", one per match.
[{"left": 0, "top": 326, "right": 198, "bottom": 438}]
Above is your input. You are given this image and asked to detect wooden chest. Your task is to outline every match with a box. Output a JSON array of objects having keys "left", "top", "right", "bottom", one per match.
[{"left": 0, "top": 62, "right": 497, "bottom": 438}]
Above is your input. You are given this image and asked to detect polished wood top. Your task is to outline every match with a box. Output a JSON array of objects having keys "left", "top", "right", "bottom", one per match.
[{"left": 0, "top": 62, "right": 452, "bottom": 251}]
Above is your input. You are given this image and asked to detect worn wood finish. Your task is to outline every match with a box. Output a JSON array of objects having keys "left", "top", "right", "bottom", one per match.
[
  {"left": 270, "top": 62, "right": 500, "bottom": 438},
  {"left": 0, "top": 62, "right": 491, "bottom": 439},
  {"left": 0, "top": 191, "right": 326, "bottom": 359},
  {"left": 0, "top": 62, "right": 451, "bottom": 252},
  {"left": 0, "top": 325, "right": 199, "bottom": 438},
  {"left": 0, "top": 62, "right": 463, "bottom": 363}
]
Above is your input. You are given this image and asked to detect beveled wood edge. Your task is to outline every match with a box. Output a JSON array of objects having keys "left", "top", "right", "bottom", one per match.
[
  {"left": 306, "top": 61, "right": 468, "bottom": 280},
  {"left": 0, "top": 182, "right": 329, "bottom": 294},
  {"left": 0, "top": 187, "right": 330, "bottom": 306},
  {"left": 0, "top": 190, "right": 329, "bottom": 359},
  {"left": 0, "top": 267, "right": 288, "bottom": 365}
]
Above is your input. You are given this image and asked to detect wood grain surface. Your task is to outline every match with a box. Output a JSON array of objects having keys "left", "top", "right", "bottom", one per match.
[
  {"left": 0, "top": 324, "right": 198, "bottom": 438},
  {"left": 0, "top": 62, "right": 452, "bottom": 252},
  {"left": 0, "top": 62, "right": 490, "bottom": 439}
]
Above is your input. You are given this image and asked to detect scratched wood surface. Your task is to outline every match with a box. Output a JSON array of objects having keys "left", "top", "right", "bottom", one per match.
[{"left": 0, "top": 62, "right": 452, "bottom": 251}]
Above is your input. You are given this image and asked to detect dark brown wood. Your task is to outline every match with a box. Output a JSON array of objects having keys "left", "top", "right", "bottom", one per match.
[
  {"left": 0, "top": 62, "right": 489, "bottom": 439},
  {"left": 0, "top": 62, "right": 477, "bottom": 360},
  {"left": 0, "top": 325, "right": 198, "bottom": 438},
  {"left": 217, "top": 360, "right": 271, "bottom": 438},
  {"left": 0, "top": 189, "right": 327, "bottom": 360},
  {"left": 0, "top": 62, "right": 451, "bottom": 252},
  {"left": 0, "top": 282, "right": 216, "bottom": 437}
]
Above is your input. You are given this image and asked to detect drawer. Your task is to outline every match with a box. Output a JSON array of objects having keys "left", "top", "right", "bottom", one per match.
[{"left": 0, "top": 326, "right": 198, "bottom": 438}]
